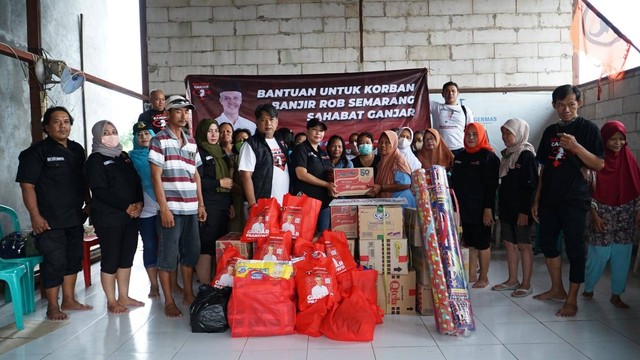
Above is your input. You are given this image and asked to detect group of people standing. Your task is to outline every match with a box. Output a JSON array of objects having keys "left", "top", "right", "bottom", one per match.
[{"left": 14, "top": 81, "right": 639, "bottom": 322}]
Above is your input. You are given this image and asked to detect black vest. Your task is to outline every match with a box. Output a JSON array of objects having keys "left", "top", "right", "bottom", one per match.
[{"left": 245, "top": 132, "right": 289, "bottom": 200}]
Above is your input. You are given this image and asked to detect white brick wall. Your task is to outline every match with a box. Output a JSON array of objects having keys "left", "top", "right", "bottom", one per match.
[{"left": 145, "top": 0, "right": 575, "bottom": 93}]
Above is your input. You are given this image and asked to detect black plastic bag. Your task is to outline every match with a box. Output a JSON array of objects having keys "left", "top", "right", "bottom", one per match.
[
  {"left": 189, "top": 284, "right": 232, "bottom": 333},
  {"left": 0, "top": 231, "right": 41, "bottom": 259}
]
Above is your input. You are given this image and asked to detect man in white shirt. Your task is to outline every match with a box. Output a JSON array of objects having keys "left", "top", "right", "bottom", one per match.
[
  {"left": 216, "top": 265, "right": 235, "bottom": 287},
  {"left": 311, "top": 275, "right": 329, "bottom": 299},
  {"left": 238, "top": 104, "right": 290, "bottom": 206},
  {"left": 429, "top": 81, "right": 474, "bottom": 155},
  {"left": 281, "top": 213, "right": 296, "bottom": 234},
  {"left": 215, "top": 82, "right": 257, "bottom": 134},
  {"left": 263, "top": 244, "right": 278, "bottom": 261}
]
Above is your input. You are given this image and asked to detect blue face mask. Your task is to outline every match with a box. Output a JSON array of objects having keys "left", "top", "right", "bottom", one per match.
[{"left": 358, "top": 144, "right": 373, "bottom": 155}]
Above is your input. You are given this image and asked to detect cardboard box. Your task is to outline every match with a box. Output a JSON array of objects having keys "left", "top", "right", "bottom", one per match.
[
  {"left": 215, "top": 232, "right": 253, "bottom": 263},
  {"left": 330, "top": 205, "right": 358, "bottom": 239},
  {"left": 403, "top": 207, "right": 423, "bottom": 247},
  {"left": 410, "top": 246, "right": 431, "bottom": 286},
  {"left": 416, "top": 283, "right": 434, "bottom": 315},
  {"left": 359, "top": 238, "right": 408, "bottom": 275},
  {"left": 331, "top": 167, "right": 374, "bottom": 196},
  {"left": 358, "top": 205, "right": 403, "bottom": 240},
  {"left": 377, "top": 270, "right": 416, "bottom": 314}
]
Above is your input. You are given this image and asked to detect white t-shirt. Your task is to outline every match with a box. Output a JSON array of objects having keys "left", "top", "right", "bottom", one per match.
[
  {"left": 263, "top": 253, "right": 277, "bottom": 261},
  {"left": 429, "top": 101, "right": 474, "bottom": 151},
  {"left": 281, "top": 222, "right": 296, "bottom": 233},
  {"left": 216, "top": 113, "right": 257, "bottom": 135},
  {"left": 311, "top": 284, "right": 329, "bottom": 299},
  {"left": 238, "top": 137, "right": 290, "bottom": 205},
  {"left": 250, "top": 222, "right": 265, "bottom": 233},
  {"left": 217, "top": 273, "right": 234, "bottom": 287}
]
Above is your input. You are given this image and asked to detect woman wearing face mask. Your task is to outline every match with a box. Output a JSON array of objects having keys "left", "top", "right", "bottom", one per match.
[
  {"left": 418, "top": 128, "right": 454, "bottom": 170},
  {"left": 411, "top": 130, "right": 425, "bottom": 155},
  {"left": 194, "top": 119, "right": 235, "bottom": 283},
  {"left": 85, "top": 120, "right": 144, "bottom": 314},
  {"left": 397, "top": 127, "right": 422, "bottom": 172},
  {"left": 352, "top": 131, "right": 380, "bottom": 178},
  {"left": 229, "top": 128, "right": 251, "bottom": 232}
]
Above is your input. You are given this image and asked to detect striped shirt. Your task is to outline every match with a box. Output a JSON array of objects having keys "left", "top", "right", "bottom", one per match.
[{"left": 148, "top": 127, "right": 202, "bottom": 215}]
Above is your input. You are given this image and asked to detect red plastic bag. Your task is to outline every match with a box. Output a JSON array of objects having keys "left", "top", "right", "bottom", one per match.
[
  {"left": 320, "top": 230, "right": 357, "bottom": 275},
  {"left": 228, "top": 271, "right": 296, "bottom": 337},
  {"left": 293, "top": 237, "right": 325, "bottom": 258},
  {"left": 320, "top": 287, "right": 377, "bottom": 342},
  {"left": 211, "top": 247, "right": 244, "bottom": 289},
  {"left": 241, "top": 197, "right": 281, "bottom": 242},
  {"left": 295, "top": 296, "right": 329, "bottom": 337},
  {"left": 293, "top": 254, "right": 339, "bottom": 312},
  {"left": 254, "top": 232, "right": 292, "bottom": 261},
  {"left": 281, "top": 193, "right": 322, "bottom": 241}
]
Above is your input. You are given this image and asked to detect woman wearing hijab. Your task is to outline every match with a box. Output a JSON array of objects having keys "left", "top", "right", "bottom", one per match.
[
  {"left": 194, "top": 119, "right": 235, "bottom": 284},
  {"left": 366, "top": 130, "right": 415, "bottom": 208},
  {"left": 450, "top": 123, "right": 499, "bottom": 288},
  {"left": 85, "top": 120, "right": 144, "bottom": 313},
  {"left": 418, "top": 128, "right": 454, "bottom": 170},
  {"left": 397, "top": 127, "right": 423, "bottom": 172},
  {"left": 129, "top": 121, "right": 163, "bottom": 298},
  {"left": 583, "top": 121, "right": 640, "bottom": 308},
  {"left": 411, "top": 130, "right": 425, "bottom": 156},
  {"left": 492, "top": 119, "right": 538, "bottom": 297}
]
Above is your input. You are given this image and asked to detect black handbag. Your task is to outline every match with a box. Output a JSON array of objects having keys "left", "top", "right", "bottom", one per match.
[{"left": 0, "top": 231, "right": 41, "bottom": 259}]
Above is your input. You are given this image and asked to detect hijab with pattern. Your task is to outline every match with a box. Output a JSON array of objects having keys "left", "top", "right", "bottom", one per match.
[
  {"left": 499, "top": 118, "right": 536, "bottom": 177},
  {"left": 375, "top": 130, "right": 412, "bottom": 198}
]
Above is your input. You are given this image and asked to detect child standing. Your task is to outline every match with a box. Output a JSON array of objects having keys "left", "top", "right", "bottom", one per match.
[
  {"left": 583, "top": 121, "right": 640, "bottom": 308},
  {"left": 492, "top": 118, "right": 538, "bottom": 297},
  {"left": 450, "top": 123, "right": 500, "bottom": 288}
]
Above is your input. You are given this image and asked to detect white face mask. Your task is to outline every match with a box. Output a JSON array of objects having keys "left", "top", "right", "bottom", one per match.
[
  {"left": 398, "top": 137, "right": 411, "bottom": 149},
  {"left": 101, "top": 135, "right": 119, "bottom": 148},
  {"left": 415, "top": 141, "right": 423, "bottom": 151}
]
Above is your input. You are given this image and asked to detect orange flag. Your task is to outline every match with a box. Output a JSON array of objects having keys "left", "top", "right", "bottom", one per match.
[{"left": 570, "top": 0, "right": 631, "bottom": 79}]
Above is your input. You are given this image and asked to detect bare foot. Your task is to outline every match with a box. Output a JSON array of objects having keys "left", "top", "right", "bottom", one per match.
[
  {"left": 468, "top": 276, "right": 478, "bottom": 283},
  {"left": 46, "top": 307, "right": 69, "bottom": 321},
  {"left": 182, "top": 294, "right": 195, "bottom": 307},
  {"left": 61, "top": 300, "right": 93, "bottom": 311},
  {"left": 533, "top": 289, "right": 567, "bottom": 301},
  {"left": 172, "top": 284, "right": 184, "bottom": 295},
  {"left": 108, "top": 302, "right": 129, "bottom": 314},
  {"left": 556, "top": 301, "right": 578, "bottom": 317},
  {"left": 472, "top": 279, "right": 489, "bottom": 288},
  {"left": 610, "top": 295, "right": 629, "bottom": 309},
  {"left": 581, "top": 291, "right": 594, "bottom": 300},
  {"left": 164, "top": 303, "right": 183, "bottom": 318},
  {"left": 119, "top": 297, "right": 145, "bottom": 307},
  {"left": 148, "top": 285, "right": 160, "bottom": 298}
]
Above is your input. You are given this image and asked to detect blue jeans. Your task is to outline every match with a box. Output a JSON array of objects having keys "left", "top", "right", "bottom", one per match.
[
  {"left": 156, "top": 214, "right": 200, "bottom": 271},
  {"left": 316, "top": 207, "right": 331, "bottom": 235},
  {"left": 139, "top": 216, "right": 158, "bottom": 268}
]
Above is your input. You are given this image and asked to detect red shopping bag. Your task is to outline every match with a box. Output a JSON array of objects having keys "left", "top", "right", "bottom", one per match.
[
  {"left": 293, "top": 253, "right": 339, "bottom": 312},
  {"left": 295, "top": 296, "right": 330, "bottom": 337},
  {"left": 319, "top": 287, "right": 377, "bottom": 342},
  {"left": 211, "top": 247, "right": 244, "bottom": 289},
  {"left": 254, "top": 232, "right": 292, "bottom": 261},
  {"left": 320, "top": 230, "right": 357, "bottom": 275},
  {"left": 228, "top": 271, "right": 296, "bottom": 337},
  {"left": 281, "top": 193, "right": 322, "bottom": 242},
  {"left": 241, "top": 197, "right": 281, "bottom": 242}
]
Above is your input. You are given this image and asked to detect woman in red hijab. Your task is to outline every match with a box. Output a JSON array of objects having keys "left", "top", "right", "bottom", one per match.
[
  {"left": 450, "top": 123, "right": 500, "bottom": 288},
  {"left": 583, "top": 121, "right": 640, "bottom": 308},
  {"left": 367, "top": 130, "right": 415, "bottom": 208}
]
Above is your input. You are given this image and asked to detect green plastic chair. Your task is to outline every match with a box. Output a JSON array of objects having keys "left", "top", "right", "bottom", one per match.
[
  {"left": 0, "top": 205, "right": 43, "bottom": 314},
  {"left": 0, "top": 262, "right": 26, "bottom": 330}
]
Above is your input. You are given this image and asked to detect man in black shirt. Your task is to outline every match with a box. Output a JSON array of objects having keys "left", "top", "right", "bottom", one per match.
[
  {"left": 531, "top": 85, "right": 604, "bottom": 317},
  {"left": 137, "top": 89, "right": 167, "bottom": 133},
  {"left": 16, "top": 106, "right": 93, "bottom": 321}
]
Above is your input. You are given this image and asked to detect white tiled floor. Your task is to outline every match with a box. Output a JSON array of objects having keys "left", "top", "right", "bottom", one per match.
[{"left": 1, "top": 248, "right": 639, "bottom": 360}]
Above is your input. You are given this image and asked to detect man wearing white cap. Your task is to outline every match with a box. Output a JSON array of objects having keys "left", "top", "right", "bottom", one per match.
[
  {"left": 215, "top": 82, "right": 257, "bottom": 134},
  {"left": 149, "top": 95, "right": 207, "bottom": 318}
]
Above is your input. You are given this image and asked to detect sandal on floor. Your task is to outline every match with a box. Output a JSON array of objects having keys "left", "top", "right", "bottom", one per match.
[
  {"left": 511, "top": 287, "right": 533, "bottom": 298},
  {"left": 491, "top": 282, "right": 520, "bottom": 291}
]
